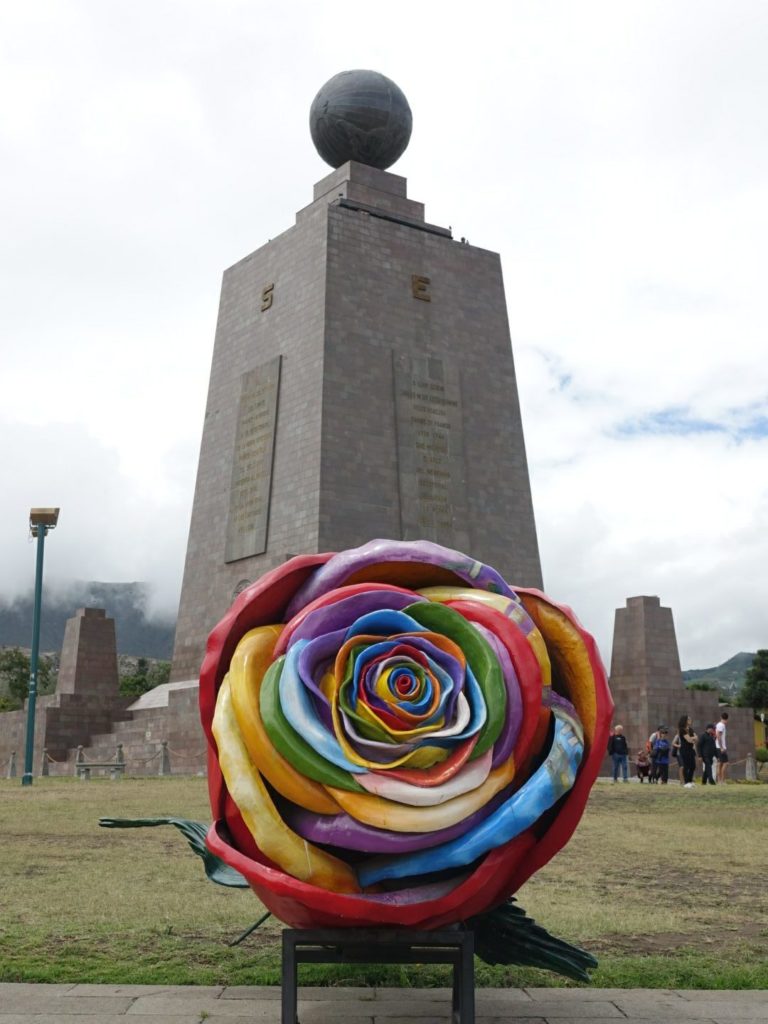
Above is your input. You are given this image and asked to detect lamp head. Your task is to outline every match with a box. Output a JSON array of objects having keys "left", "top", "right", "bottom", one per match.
[{"left": 29, "top": 507, "right": 60, "bottom": 536}]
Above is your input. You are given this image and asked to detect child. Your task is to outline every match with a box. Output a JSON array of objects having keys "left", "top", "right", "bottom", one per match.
[
  {"left": 651, "top": 728, "right": 671, "bottom": 784},
  {"left": 635, "top": 748, "right": 651, "bottom": 782}
]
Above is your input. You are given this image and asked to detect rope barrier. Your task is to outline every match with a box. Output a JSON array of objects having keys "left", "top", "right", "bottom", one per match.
[
  {"left": 166, "top": 746, "right": 207, "bottom": 761},
  {"left": 132, "top": 749, "right": 163, "bottom": 766}
]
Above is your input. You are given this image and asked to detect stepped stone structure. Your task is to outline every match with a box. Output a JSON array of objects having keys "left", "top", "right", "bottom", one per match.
[
  {"left": 607, "top": 596, "right": 754, "bottom": 778},
  {"left": 57, "top": 607, "right": 119, "bottom": 696},
  {"left": 0, "top": 608, "right": 127, "bottom": 773},
  {"left": 171, "top": 158, "right": 542, "bottom": 683},
  {"left": 0, "top": 608, "right": 205, "bottom": 777}
]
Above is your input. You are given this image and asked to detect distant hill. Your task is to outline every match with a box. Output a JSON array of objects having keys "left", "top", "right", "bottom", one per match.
[
  {"left": 682, "top": 652, "right": 756, "bottom": 697},
  {"left": 0, "top": 582, "right": 175, "bottom": 659}
]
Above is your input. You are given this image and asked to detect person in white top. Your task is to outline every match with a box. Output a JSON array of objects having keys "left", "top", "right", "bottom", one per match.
[{"left": 715, "top": 712, "right": 729, "bottom": 782}]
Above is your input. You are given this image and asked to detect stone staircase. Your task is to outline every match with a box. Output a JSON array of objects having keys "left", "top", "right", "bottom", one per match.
[{"left": 51, "top": 680, "right": 207, "bottom": 778}]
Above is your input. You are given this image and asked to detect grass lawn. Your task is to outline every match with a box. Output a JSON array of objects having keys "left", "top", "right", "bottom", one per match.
[{"left": 0, "top": 775, "right": 766, "bottom": 988}]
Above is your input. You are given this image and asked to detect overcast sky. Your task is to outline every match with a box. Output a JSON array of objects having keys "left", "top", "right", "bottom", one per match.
[{"left": 2, "top": 1, "right": 766, "bottom": 670}]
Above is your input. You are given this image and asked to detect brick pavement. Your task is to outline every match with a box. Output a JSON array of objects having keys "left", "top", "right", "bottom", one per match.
[{"left": 1, "top": 985, "right": 766, "bottom": 1023}]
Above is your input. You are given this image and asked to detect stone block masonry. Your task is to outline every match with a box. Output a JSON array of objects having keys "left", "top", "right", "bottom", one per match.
[
  {"left": 606, "top": 596, "right": 755, "bottom": 777},
  {"left": 0, "top": 608, "right": 206, "bottom": 777},
  {"left": 56, "top": 607, "right": 119, "bottom": 696},
  {"left": 171, "top": 160, "right": 542, "bottom": 683}
]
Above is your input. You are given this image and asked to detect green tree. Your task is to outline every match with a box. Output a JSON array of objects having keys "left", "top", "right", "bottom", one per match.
[
  {"left": 0, "top": 647, "right": 54, "bottom": 709},
  {"left": 146, "top": 660, "right": 171, "bottom": 689},
  {"left": 119, "top": 659, "right": 170, "bottom": 698},
  {"left": 740, "top": 650, "right": 768, "bottom": 711}
]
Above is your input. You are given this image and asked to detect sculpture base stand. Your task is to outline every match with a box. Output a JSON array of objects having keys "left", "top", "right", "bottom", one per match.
[{"left": 281, "top": 928, "right": 475, "bottom": 1024}]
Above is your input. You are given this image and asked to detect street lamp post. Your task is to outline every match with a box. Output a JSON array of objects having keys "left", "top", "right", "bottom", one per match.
[{"left": 21, "top": 507, "right": 59, "bottom": 787}]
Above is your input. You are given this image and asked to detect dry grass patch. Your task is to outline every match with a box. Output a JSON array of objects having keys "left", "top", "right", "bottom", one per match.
[{"left": 1, "top": 775, "right": 766, "bottom": 987}]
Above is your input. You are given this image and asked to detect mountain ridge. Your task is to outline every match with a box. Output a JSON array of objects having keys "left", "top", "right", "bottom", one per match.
[
  {"left": 681, "top": 651, "right": 755, "bottom": 696},
  {"left": 0, "top": 581, "right": 175, "bottom": 659}
]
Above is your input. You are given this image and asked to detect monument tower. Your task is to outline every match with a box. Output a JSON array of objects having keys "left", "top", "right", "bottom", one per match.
[
  {"left": 171, "top": 70, "right": 543, "bottom": 682},
  {"left": 608, "top": 595, "right": 755, "bottom": 776}
]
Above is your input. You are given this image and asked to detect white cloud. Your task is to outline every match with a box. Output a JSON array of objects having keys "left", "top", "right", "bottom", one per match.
[
  {"left": 0, "top": 420, "right": 192, "bottom": 616},
  {"left": 1, "top": 1, "right": 767, "bottom": 669}
]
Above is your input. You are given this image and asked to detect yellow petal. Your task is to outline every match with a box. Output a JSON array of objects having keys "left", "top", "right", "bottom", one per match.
[
  {"left": 213, "top": 675, "right": 359, "bottom": 893},
  {"left": 229, "top": 625, "right": 340, "bottom": 815}
]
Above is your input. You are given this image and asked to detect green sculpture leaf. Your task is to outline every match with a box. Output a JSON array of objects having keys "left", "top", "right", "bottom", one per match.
[
  {"left": 466, "top": 898, "right": 598, "bottom": 983},
  {"left": 99, "top": 816, "right": 249, "bottom": 888}
]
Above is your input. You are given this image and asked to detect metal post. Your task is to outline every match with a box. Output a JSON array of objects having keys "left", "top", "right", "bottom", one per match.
[
  {"left": 21, "top": 526, "right": 47, "bottom": 786},
  {"left": 159, "top": 740, "right": 171, "bottom": 776}
]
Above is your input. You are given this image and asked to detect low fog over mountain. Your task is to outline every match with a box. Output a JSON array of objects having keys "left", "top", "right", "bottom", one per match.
[{"left": 0, "top": 581, "right": 175, "bottom": 659}]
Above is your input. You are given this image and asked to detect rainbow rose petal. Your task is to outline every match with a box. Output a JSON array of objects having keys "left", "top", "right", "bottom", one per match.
[{"left": 200, "top": 539, "right": 613, "bottom": 929}]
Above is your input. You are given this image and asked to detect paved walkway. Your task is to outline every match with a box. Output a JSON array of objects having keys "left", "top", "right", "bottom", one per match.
[{"left": 1, "top": 984, "right": 767, "bottom": 1023}]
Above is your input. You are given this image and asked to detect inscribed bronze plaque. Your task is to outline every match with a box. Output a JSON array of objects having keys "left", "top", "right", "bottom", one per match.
[
  {"left": 393, "top": 353, "right": 470, "bottom": 550},
  {"left": 225, "top": 356, "right": 281, "bottom": 562}
]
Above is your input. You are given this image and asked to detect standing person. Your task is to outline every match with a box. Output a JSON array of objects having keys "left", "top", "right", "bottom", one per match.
[
  {"left": 676, "top": 715, "right": 698, "bottom": 788},
  {"left": 647, "top": 724, "right": 664, "bottom": 782},
  {"left": 671, "top": 725, "right": 684, "bottom": 783},
  {"left": 716, "top": 712, "right": 729, "bottom": 782},
  {"left": 651, "top": 727, "right": 672, "bottom": 784},
  {"left": 608, "top": 724, "right": 630, "bottom": 783},
  {"left": 698, "top": 724, "right": 718, "bottom": 785}
]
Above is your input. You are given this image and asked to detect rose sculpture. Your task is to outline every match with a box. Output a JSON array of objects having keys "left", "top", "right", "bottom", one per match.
[{"left": 200, "top": 539, "right": 612, "bottom": 931}]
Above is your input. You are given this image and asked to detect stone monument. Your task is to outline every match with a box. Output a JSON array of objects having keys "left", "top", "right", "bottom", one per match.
[
  {"left": 607, "top": 595, "right": 755, "bottom": 777},
  {"left": 57, "top": 607, "right": 119, "bottom": 697},
  {"left": 171, "top": 70, "right": 543, "bottom": 683},
  {"left": 0, "top": 607, "right": 127, "bottom": 771}
]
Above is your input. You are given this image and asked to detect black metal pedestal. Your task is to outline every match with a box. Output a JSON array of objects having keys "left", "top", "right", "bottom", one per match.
[{"left": 281, "top": 928, "right": 475, "bottom": 1024}]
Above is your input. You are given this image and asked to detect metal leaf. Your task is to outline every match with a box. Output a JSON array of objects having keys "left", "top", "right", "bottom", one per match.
[{"left": 99, "top": 816, "right": 249, "bottom": 888}]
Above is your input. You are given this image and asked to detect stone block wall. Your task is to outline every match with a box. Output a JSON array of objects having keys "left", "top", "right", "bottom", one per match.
[
  {"left": 0, "top": 605, "right": 170, "bottom": 777},
  {"left": 171, "top": 159, "right": 542, "bottom": 684},
  {"left": 56, "top": 607, "right": 119, "bottom": 696},
  {"left": 0, "top": 686, "right": 205, "bottom": 778},
  {"left": 605, "top": 595, "right": 755, "bottom": 778}
]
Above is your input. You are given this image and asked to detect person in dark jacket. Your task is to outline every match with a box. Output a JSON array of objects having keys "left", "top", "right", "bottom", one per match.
[
  {"left": 607, "top": 724, "right": 629, "bottom": 782},
  {"left": 651, "top": 728, "right": 671, "bottom": 784},
  {"left": 674, "top": 714, "right": 698, "bottom": 788},
  {"left": 698, "top": 724, "right": 718, "bottom": 785}
]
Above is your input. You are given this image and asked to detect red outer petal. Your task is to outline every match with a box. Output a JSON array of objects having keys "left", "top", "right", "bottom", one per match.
[
  {"left": 206, "top": 820, "right": 537, "bottom": 929},
  {"left": 506, "top": 588, "right": 613, "bottom": 892},
  {"left": 200, "top": 554, "right": 332, "bottom": 824},
  {"left": 200, "top": 567, "right": 612, "bottom": 929}
]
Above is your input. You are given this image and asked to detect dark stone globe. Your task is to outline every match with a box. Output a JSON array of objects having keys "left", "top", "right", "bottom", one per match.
[{"left": 309, "top": 70, "right": 412, "bottom": 171}]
